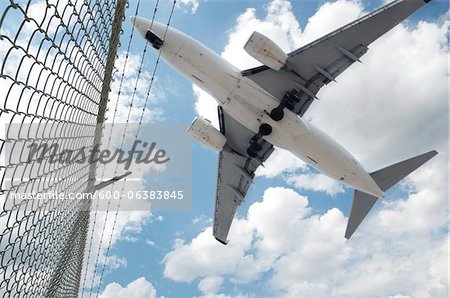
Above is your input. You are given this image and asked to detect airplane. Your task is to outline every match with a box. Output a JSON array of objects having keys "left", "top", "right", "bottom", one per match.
[{"left": 130, "top": 0, "right": 437, "bottom": 245}]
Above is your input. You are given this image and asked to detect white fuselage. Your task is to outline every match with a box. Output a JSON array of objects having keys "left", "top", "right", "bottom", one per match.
[{"left": 132, "top": 18, "right": 384, "bottom": 197}]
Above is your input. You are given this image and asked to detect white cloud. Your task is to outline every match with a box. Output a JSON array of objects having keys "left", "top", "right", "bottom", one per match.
[
  {"left": 300, "top": 0, "right": 364, "bottom": 46},
  {"left": 163, "top": 218, "right": 254, "bottom": 283},
  {"left": 145, "top": 239, "right": 156, "bottom": 247},
  {"left": 255, "top": 148, "right": 306, "bottom": 178},
  {"left": 192, "top": 214, "right": 211, "bottom": 225},
  {"left": 104, "top": 255, "right": 127, "bottom": 270},
  {"left": 193, "top": 85, "right": 221, "bottom": 128},
  {"left": 169, "top": 0, "right": 448, "bottom": 297},
  {"left": 98, "top": 277, "right": 157, "bottom": 298},
  {"left": 198, "top": 276, "right": 224, "bottom": 295},
  {"left": 177, "top": 0, "right": 200, "bottom": 14},
  {"left": 285, "top": 173, "right": 345, "bottom": 196},
  {"left": 24, "top": 0, "right": 85, "bottom": 36},
  {"left": 81, "top": 210, "right": 151, "bottom": 289},
  {"left": 165, "top": 172, "right": 447, "bottom": 297},
  {"left": 108, "top": 52, "right": 165, "bottom": 124},
  {"left": 376, "top": 158, "right": 448, "bottom": 237},
  {"left": 197, "top": 275, "right": 246, "bottom": 298},
  {"left": 163, "top": 187, "right": 349, "bottom": 285}
]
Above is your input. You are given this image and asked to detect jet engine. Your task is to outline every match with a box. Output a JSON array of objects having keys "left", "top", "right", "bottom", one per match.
[
  {"left": 244, "top": 31, "right": 288, "bottom": 71},
  {"left": 187, "top": 117, "right": 227, "bottom": 152}
]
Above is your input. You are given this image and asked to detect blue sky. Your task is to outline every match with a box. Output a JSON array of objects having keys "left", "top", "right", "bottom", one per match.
[
  {"left": 89, "top": 1, "right": 449, "bottom": 297},
  {"left": 0, "top": 0, "right": 447, "bottom": 297}
]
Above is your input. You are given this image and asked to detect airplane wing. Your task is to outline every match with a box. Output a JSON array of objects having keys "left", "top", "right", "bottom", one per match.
[
  {"left": 242, "top": 0, "right": 430, "bottom": 117},
  {"left": 213, "top": 108, "right": 274, "bottom": 244}
]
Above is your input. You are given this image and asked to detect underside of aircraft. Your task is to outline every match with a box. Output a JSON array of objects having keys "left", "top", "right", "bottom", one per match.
[{"left": 131, "top": 0, "right": 436, "bottom": 245}]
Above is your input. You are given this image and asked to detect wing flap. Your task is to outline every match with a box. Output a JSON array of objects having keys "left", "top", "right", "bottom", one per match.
[
  {"left": 213, "top": 109, "right": 274, "bottom": 244},
  {"left": 218, "top": 107, "right": 274, "bottom": 159},
  {"left": 213, "top": 150, "right": 251, "bottom": 243}
]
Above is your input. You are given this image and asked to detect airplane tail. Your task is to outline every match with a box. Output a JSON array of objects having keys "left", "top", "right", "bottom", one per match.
[{"left": 345, "top": 150, "right": 438, "bottom": 239}]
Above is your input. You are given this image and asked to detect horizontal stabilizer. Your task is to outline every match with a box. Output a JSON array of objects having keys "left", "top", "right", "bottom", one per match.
[
  {"left": 370, "top": 150, "right": 438, "bottom": 192},
  {"left": 345, "top": 191, "right": 378, "bottom": 239},
  {"left": 345, "top": 150, "right": 438, "bottom": 239}
]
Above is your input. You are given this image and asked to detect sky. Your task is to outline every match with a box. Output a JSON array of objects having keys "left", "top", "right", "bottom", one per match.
[
  {"left": 88, "top": 0, "right": 449, "bottom": 297},
  {"left": 0, "top": 0, "right": 448, "bottom": 297}
]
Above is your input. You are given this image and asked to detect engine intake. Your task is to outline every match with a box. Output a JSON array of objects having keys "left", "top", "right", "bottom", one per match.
[{"left": 187, "top": 117, "right": 227, "bottom": 152}]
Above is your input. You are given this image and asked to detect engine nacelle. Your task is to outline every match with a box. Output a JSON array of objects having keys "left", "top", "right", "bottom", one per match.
[
  {"left": 244, "top": 31, "right": 288, "bottom": 71},
  {"left": 187, "top": 117, "right": 227, "bottom": 152}
]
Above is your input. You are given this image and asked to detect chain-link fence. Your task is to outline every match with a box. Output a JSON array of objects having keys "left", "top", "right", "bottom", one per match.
[{"left": 0, "top": 0, "right": 127, "bottom": 296}]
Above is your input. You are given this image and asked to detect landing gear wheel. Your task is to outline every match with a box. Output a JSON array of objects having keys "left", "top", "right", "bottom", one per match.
[
  {"left": 247, "top": 142, "right": 262, "bottom": 158},
  {"left": 259, "top": 123, "right": 272, "bottom": 136},
  {"left": 249, "top": 143, "right": 263, "bottom": 152},
  {"left": 270, "top": 108, "right": 284, "bottom": 122},
  {"left": 247, "top": 148, "right": 257, "bottom": 158}
]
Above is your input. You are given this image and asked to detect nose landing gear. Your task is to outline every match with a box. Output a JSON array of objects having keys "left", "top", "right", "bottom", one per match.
[
  {"left": 145, "top": 30, "right": 164, "bottom": 49},
  {"left": 247, "top": 144, "right": 261, "bottom": 158}
]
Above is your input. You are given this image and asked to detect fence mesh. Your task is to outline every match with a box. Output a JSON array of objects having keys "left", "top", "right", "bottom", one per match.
[{"left": 0, "top": 0, "right": 127, "bottom": 296}]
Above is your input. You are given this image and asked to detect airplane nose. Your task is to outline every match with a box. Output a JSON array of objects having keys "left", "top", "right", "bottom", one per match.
[
  {"left": 128, "top": 16, "right": 187, "bottom": 60},
  {"left": 128, "top": 16, "right": 164, "bottom": 44},
  {"left": 129, "top": 16, "right": 149, "bottom": 33}
]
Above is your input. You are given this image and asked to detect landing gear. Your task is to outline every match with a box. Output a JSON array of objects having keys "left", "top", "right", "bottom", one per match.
[
  {"left": 270, "top": 90, "right": 301, "bottom": 122},
  {"left": 270, "top": 108, "right": 284, "bottom": 122},
  {"left": 249, "top": 141, "right": 263, "bottom": 152},
  {"left": 259, "top": 123, "right": 272, "bottom": 136},
  {"left": 248, "top": 89, "right": 303, "bottom": 159},
  {"left": 146, "top": 31, "right": 164, "bottom": 49},
  {"left": 247, "top": 146, "right": 258, "bottom": 158},
  {"left": 247, "top": 136, "right": 263, "bottom": 157},
  {"left": 247, "top": 123, "right": 272, "bottom": 158}
]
